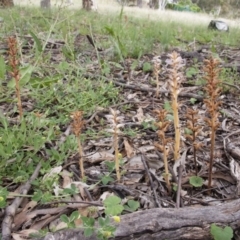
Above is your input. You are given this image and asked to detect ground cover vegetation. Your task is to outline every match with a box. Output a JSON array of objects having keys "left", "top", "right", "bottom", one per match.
[{"left": 1, "top": 2, "right": 240, "bottom": 240}]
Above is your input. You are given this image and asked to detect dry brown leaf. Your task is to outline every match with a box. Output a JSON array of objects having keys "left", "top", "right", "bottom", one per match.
[
  {"left": 173, "top": 148, "right": 189, "bottom": 176},
  {"left": 21, "top": 206, "right": 67, "bottom": 223},
  {"left": 147, "top": 155, "right": 164, "bottom": 170},
  {"left": 127, "top": 92, "right": 138, "bottom": 100},
  {"left": 22, "top": 200, "right": 37, "bottom": 212},
  {"left": 30, "top": 214, "right": 54, "bottom": 230},
  {"left": 12, "top": 229, "right": 39, "bottom": 240},
  {"left": 132, "top": 107, "right": 144, "bottom": 123},
  {"left": 125, "top": 155, "right": 144, "bottom": 172},
  {"left": 123, "top": 173, "right": 143, "bottom": 184},
  {"left": 52, "top": 221, "right": 68, "bottom": 231},
  {"left": 138, "top": 145, "right": 155, "bottom": 152},
  {"left": 61, "top": 169, "right": 72, "bottom": 188},
  {"left": 86, "top": 151, "right": 114, "bottom": 163},
  {"left": 123, "top": 138, "right": 134, "bottom": 158},
  {"left": 88, "top": 138, "right": 113, "bottom": 147},
  {"left": 14, "top": 201, "right": 38, "bottom": 228},
  {"left": 43, "top": 166, "right": 62, "bottom": 180}
]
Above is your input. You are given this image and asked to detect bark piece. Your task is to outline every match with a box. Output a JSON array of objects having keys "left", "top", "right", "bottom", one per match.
[{"left": 39, "top": 198, "right": 240, "bottom": 240}]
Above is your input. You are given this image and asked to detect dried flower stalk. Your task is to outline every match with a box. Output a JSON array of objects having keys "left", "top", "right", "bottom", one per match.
[
  {"left": 8, "top": 36, "right": 23, "bottom": 118},
  {"left": 106, "top": 108, "right": 124, "bottom": 182},
  {"left": 154, "top": 109, "right": 172, "bottom": 193},
  {"left": 153, "top": 57, "right": 161, "bottom": 98},
  {"left": 203, "top": 57, "right": 222, "bottom": 191},
  {"left": 71, "top": 111, "right": 85, "bottom": 179},
  {"left": 167, "top": 51, "right": 184, "bottom": 161}
]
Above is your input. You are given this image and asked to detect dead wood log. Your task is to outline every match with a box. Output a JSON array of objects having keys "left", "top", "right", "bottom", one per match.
[{"left": 39, "top": 198, "right": 240, "bottom": 240}]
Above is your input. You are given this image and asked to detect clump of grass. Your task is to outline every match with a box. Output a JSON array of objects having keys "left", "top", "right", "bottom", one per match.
[
  {"left": 8, "top": 36, "right": 23, "bottom": 118},
  {"left": 71, "top": 111, "right": 85, "bottom": 179},
  {"left": 203, "top": 57, "right": 222, "bottom": 191},
  {"left": 167, "top": 51, "right": 184, "bottom": 161},
  {"left": 185, "top": 108, "right": 202, "bottom": 176},
  {"left": 154, "top": 109, "right": 172, "bottom": 193}
]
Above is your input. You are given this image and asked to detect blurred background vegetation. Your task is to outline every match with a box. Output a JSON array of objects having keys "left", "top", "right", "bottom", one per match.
[{"left": 192, "top": 0, "right": 240, "bottom": 17}]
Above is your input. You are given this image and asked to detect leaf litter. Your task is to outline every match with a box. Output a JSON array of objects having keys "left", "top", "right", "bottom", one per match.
[{"left": 1, "top": 30, "right": 240, "bottom": 239}]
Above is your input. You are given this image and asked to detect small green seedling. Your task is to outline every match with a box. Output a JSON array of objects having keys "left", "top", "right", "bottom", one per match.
[
  {"left": 190, "top": 98, "right": 197, "bottom": 104},
  {"left": 210, "top": 224, "right": 233, "bottom": 240},
  {"left": 0, "top": 55, "right": 6, "bottom": 84},
  {"left": 101, "top": 175, "right": 114, "bottom": 185},
  {"left": 0, "top": 187, "right": 8, "bottom": 208},
  {"left": 143, "top": 62, "right": 152, "bottom": 72},
  {"left": 103, "top": 196, "right": 124, "bottom": 216},
  {"left": 189, "top": 176, "right": 204, "bottom": 187},
  {"left": 124, "top": 200, "right": 140, "bottom": 212},
  {"left": 60, "top": 211, "right": 81, "bottom": 228}
]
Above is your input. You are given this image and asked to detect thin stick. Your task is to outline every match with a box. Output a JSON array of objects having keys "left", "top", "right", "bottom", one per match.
[
  {"left": 208, "top": 129, "right": 216, "bottom": 191},
  {"left": 2, "top": 162, "right": 42, "bottom": 240},
  {"left": 114, "top": 130, "right": 120, "bottom": 181},
  {"left": 77, "top": 137, "right": 85, "bottom": 179},
  {"left": 176, "top": 165, "right": 183, "bottom": 208},
  {"left": 141, "top": 154, "right": 161, "bottom": 208}
]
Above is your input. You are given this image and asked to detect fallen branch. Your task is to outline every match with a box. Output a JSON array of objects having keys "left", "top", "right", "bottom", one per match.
[
  {"left": 38, "top": 198, "right": 240, "bottom": 240},
  {"left": 112, "top": 80, "right": 204, "bottom": 101}
]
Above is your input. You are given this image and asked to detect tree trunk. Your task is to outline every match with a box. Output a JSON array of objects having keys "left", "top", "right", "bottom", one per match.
[
  {"left": 40, "top": 0, "right": 51, "bottom": 8},
  {"left": 151, "top": 0, "right": 159, "bottom": 9},
  {"left": 38, "top": 198, "right": 240, "bottom": 240},
  {"left": 82, "top": 0, "right": 92, "bottom": 10},
  {"left": 0, "top": 0, "right": 14, "bottom": 7},
  {"left": 137, "top": 0, "right": 143, "bottom": 8}
]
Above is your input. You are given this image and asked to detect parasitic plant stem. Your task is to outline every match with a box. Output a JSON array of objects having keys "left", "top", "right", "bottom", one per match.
[
  {"left": 185, "top": 108, "right": 202, "bottom": 176},
  {"left": 167, "top": 51, "right": 184, "bottom": 161},
  {"left": 106, "top": 108, "right": 124, "bottom": 182},
  {"left": 71, "top": 111, "right": 85, "bottom": 179},
  {"left": 153, "top": 57, "right": 161, "bottom": 99},
  {"left": 113, "top": 128, "right": 120, "bottom": 182},
  {"left": 8, "top": 36, "right": 23, "bottom": 118},
  {"left": 154, "top": 109, "right": 172, "bottom": 193},
  {"left": 203, "top": 57, "right": 221, "bottom": 192}
]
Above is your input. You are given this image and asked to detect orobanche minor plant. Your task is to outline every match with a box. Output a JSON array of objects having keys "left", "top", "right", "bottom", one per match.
[
  {"left": 154, "top": 109, "right": 172, "bottom": 193},
  {"left": 185, "top": 108, "right": 203, "bottom": 175},
  {"left": 152, "top": 56, "right": 161, "bottom": 98},
  {"left": 166, "top": 51, "right": 185, "bottom": 161},
  {"left": 106, "top": 108, "right": 124, "bottom": 182},
  {"left": 203, "top": 57, "right": 222, "bottom": 191},
  {"left": 8, "top": 36, "right": 23, "bottom": 118},
  {"left": 71, "top": 111, "right": 85, "bottom": 179}
]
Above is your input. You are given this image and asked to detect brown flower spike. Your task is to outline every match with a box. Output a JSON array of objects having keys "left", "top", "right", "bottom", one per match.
[
  {"left": 154, "top": 109, "right": 172, "bottom": 193},
  {"left": 167, "top": 51, "right": 185, "bottom": 161},
  {"left": 8, "top": 36, "right": 23, "bottom": 118},
  {"left": 185, "top": 108, "right": 202, "bottom": 175},
  {"left": 106, "top": 108, "right": 124, "bottom": 182},
  {"left": 152, "top": 57, "right": 161, "bottom": 98},
  {"left": 203, "top": 57, "right": 222, "bottom": 192},
  {"left": 71, "top": 111, "right": 85, "bottom": 179}
]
